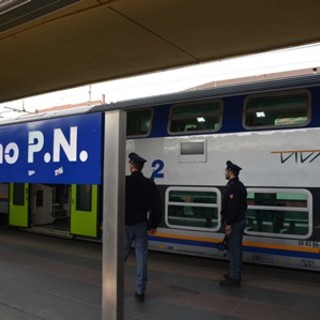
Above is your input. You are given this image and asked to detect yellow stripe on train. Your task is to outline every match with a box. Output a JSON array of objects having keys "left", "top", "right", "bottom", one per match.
[{"left": 152, "top": 232, "right": 320, "bottom": 254}]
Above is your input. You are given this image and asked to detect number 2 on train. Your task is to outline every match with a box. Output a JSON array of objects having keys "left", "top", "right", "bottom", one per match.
[{"left": 151, "top": 159, "right": 164, "bottom": 178}]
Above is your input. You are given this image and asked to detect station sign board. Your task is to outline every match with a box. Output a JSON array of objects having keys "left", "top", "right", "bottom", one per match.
[{"left": 0, "top": 113, "right": 102, "bottom": 184}]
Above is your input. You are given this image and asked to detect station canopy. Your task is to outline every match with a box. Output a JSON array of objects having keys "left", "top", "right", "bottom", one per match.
[{"left": 1, "top": 0, "right": 320, "bottom": 103}]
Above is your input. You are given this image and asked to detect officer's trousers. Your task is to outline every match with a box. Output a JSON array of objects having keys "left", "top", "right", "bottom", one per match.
[
  {"left": 124, "top": 221, "right": 148, "bottom": 294},
  {"left": 228, "top": 219, "right": 246, "bottom": 280}
]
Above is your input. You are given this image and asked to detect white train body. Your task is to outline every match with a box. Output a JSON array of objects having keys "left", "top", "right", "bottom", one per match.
[{"left": 2, "top": 74, "right": 320, "bottom": 271}]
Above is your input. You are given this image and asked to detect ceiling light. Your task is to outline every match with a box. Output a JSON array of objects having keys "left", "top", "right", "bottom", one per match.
[
  {"left": 256, "top": 112, "right": 265, "bottom": 118},
  {"left": 0, "top": 0, "right": 30, "bottom": 16}
]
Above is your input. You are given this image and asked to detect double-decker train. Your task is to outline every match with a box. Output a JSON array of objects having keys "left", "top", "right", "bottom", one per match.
[{"left": 1, "top": 73, "right": 320, "bottom": 271}]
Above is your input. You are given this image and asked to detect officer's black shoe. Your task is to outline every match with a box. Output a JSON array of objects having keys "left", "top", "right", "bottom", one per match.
[
  {"left": 219, "top": 278, "right": 241, "bottom": 287},
  {"left": 135, "top": 292, "right": 145, "bottom": 302},
  {"left": 223, "top": 273, "right": 242, "bottom": 281}
]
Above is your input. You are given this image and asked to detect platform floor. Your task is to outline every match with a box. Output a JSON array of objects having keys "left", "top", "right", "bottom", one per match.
[{"left": 0, "top": 228, "right": 319, "bottom": 320}]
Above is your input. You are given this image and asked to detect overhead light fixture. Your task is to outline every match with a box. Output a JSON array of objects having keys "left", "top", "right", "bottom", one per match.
[
  {"left": 0, "top": 0, "right": 80, "bottom": 33},
  {"left": 256, "top": 111, "right": 266, "bottom": 118},
  {"left": 0, "top": 0, "right": 31, "bottom": 16},
  {"left": 197, "top": 117, "right": 206, "bottom": 122}
]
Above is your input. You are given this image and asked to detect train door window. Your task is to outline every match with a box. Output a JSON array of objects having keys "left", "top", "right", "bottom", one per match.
[
  {"left": 127, "top": 108, "right": 153, "bottom": 137},
  {"left": 244, "top": 90, "right": 310, "bottom": 129},
  {"left": 168, "top": 100, "right": 223, "bottom": 134},
  {"left": 76, "top": 185, "right": 92, "bottom": 212},
  {"left": 36, "top": 190, "right": 44, "bottom": 207},
  {"left": 13, "top": 183, "right": 25, "bottom": 205},
  {"left": 165, "top": 187, "right": 221, "bottom": 231},
  {"left": 245, "top": 188, "right": 312, "bottom": 239}
]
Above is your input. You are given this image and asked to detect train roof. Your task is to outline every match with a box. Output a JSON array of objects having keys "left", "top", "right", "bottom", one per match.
[
  {"left": 92, "top": 73, "right": 320, "bottom": 112},
  {"left": 1, "top": 73, "right": 320, "bottom": 125},
  {"left": 0, "top": 105, "right": 93, "bottom": 125}
]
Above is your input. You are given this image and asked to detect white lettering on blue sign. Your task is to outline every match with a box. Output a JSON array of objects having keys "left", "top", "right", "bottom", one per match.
[
  {"left": 28, "top": 131, "right": 44, "bottom": 163},
  {"left": 6, "top": 143, "right": 19, "bottom": 164},
  {"left": 27, "top": 127, "right": 88, "bottom": 164},
  {"left": 53, "top": 127, "right": 77, "bottom": 162},
  {"left": 0, "top": 142, "right": 19, "bottom": 164},
  {"left": 0, "top": 113, "right": 102, "bottom": 184}
]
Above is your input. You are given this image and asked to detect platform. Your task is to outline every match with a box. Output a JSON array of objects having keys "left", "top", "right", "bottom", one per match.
[{"left": 0, "top": 228, "right": 319, "bottom": 320}]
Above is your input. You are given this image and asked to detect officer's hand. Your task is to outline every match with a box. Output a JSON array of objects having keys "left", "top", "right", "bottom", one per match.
[
  {"left": 149, "top": 229, "right": 157, "bottom": 235},
  {"left": 225, "top": 225, "right": 232, "bottom": 236}
]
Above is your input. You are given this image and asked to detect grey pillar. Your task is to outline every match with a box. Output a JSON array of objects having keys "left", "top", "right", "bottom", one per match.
[{"left": 102, "top": 109, "right": 126, "bottom": 320}]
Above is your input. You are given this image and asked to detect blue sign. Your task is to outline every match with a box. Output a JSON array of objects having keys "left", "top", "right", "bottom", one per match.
[{"left": 0, "top": 113, "right": 102, "bottom": 184}]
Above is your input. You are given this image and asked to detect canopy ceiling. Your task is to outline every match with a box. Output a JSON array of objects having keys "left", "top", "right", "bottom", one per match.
[{"left": 1, "top": 0, "right": 320, "bottom": 103}]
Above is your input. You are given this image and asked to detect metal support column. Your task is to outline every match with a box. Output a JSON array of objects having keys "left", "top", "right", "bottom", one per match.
[{"left": 102, "top": 109, "right": 126, "bottom": 320}]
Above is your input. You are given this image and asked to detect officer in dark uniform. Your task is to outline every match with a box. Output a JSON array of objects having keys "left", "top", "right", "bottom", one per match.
[
  {"left": 219, "top": 160, "right": 247, "bottom": 287},
  {"left": 124, "top": 152, "right": 162, "bottom": 302}
]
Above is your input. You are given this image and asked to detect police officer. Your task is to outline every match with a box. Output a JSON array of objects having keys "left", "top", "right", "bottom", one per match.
[
  {"left": 219, "top": 160, "right": 247, "bottom": 287},
  {"left": 124, "top": 152, "right": 162, "bottom": 302}
]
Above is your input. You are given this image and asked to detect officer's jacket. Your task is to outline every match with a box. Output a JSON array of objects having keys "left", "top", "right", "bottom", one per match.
[
  {"left": 221, "top": 177, "right": 247, "bottom": 225},
  {"left": 125, "top": 171, "right": 162, "bottom": 228}
]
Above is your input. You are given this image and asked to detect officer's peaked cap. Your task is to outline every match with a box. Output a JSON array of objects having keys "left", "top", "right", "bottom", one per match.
[
  {"left": 129, "top": 152, "right": 147, "bottom": 164},
  {"left": 226, "top": 160, "right": 242, "bottom": 172}
]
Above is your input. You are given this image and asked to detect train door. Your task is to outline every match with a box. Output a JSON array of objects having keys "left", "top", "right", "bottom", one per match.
[
  {"left": 0, "top": 183, "right": 9, "bottom": 226},
  {"left": 9, "top": 183, "right": 29, "bottom": 227},
  {"left": 30, "top": 184, "right": 54, "bottom": 226},
  {"left": 51, "top": 184, "right": 70, "bottom": 231},
  {"left": 30, "top": 184, "right": 71, "bottom": 233},
  {"left": 70, "top": 184, "right": 99, "bottom": 238}
]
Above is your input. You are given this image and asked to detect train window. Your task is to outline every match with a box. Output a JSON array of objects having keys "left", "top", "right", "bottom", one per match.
[
  {"left": 13, "top": 183, "right": 25, "bottom": 206},
  {"left": 127, "top": 108, "right": 153, "bottom": 137},
  {"left": 76, "top": 184, "right": 92, "bottom": 212},
  {"left": 165, "top": 186, "right": 221, "bottom": 231},
  {"left": 36, "top": 190, "right": 44, "bottom": 207},
  {"left": 168, "top": 100, "right": 223, "bottom": 134},
  {"left": 244, "top": 90, "right": 310, "bottom": 129},
  {"left": 245, "top": 188, "right": 312, "bottom": 239}
]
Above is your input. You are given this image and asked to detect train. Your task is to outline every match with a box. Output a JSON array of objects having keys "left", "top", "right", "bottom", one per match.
[{"left": 0, "top": 73, "right": 320, "bottom": 271}]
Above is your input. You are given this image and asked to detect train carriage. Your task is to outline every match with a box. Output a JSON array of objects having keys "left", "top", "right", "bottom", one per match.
[{"left": 1, "top": 74, "right": 320, "bottom": 271}]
